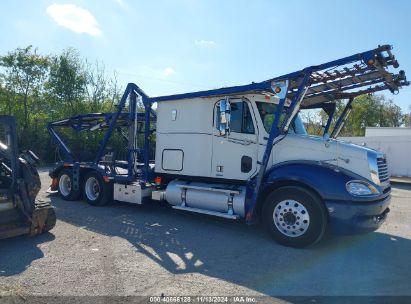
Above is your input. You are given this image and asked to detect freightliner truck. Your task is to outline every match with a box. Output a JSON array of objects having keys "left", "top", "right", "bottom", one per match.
[{"left": 48, "top": 45, "right": 409, "bottom": 247}]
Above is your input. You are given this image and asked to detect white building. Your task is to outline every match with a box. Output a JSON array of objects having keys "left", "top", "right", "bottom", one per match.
[
  {"left": 365, "top": 127, "right": 411, "bottom": 137},
  {"left": 341, "top": 127, "right": 411, "bottom": 178}
]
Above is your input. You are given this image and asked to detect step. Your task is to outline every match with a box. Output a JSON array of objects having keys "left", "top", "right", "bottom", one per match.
[
  {"left": 172, "top": 205, "right": 240, "bottom": 219},
  {"left": 176, "top": 184, "right": 241, "bottom": 195}
]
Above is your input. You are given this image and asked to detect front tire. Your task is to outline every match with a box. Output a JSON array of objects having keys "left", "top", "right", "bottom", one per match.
[
  {"left": 262, "top": 186, "right": 327, "bottom": 248},
  {"left": 58, "top": 169, "right": 81, "bottom": 201},
  {"left": 83, "top": 171, "right": 112, "bottom": 206}
]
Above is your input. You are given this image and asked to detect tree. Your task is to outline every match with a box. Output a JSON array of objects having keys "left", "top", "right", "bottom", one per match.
[
  {"left": 0, "top": 46, "right": 49, "bottom": 128},
  {"left": 85, "top": 60, "right": 120, "bottom": 113},
  {"left": 0, "top": 46, "right": 122, "bottom": 163},
  {"left": 46, "top": 48, "right": 88, "bottom": 116},
  {"left": 300, "top": 109, "right": 323, "bottom": 135},
  {"left": 311, "top": 94, "right": 405, "bottom": 137},
  {"left": 404, "top": 105, "right": 411, "bottom": 127}
]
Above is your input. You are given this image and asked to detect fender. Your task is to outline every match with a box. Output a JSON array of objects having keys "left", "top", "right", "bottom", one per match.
[{"left": 261, "top": 160, "right": 386, "bottom": 203}]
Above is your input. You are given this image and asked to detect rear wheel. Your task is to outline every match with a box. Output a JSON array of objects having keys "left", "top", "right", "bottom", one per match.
[
  {"left": 83, "top": 171, "right": 112, "bottom": 206},
  {"left": 262, "top": 186, "right": 327, "bottom": 248},
  {"left": 58, "top": 169, "right": 81, "bottom": 201}
]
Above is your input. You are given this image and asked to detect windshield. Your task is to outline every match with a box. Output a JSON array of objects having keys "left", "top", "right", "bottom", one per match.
[{"left": 256, "top": 102, "right": 307, "bottom": 135}]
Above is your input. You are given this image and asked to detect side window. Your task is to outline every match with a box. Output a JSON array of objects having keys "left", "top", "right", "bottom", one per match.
[{"left": 216, "top": 100, "right": 255, "bottom": 134}]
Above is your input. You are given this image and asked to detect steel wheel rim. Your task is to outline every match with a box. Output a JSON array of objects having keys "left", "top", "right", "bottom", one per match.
[
  {"left": 59, "top": 174, "right": 72, "bottom": 197},
  {"left": 85, "top": 177, "right": 100, "bottom": 201},
  {"left": 273, "top": 199, "right": 310, "bottom": 237}
]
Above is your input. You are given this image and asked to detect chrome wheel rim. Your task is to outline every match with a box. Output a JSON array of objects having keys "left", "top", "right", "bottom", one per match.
[
  {"left": 59, "top": 174, "right": 72, "bottom": 197},
  {"left": 85, "top": 177, "right": 100, "bottom": 201},
  {"left": 273, "top": 199, "right": 310, "bottom": 237}
]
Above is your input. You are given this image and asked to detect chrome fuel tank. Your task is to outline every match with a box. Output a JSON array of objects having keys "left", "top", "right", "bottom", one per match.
[{"left": 165, "top": 180, "right": 246, "bottom": 217}]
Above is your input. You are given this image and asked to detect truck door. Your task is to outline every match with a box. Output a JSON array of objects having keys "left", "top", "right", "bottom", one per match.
[{"left": 211, "top": 98, "right": 258, "bottom": 180}]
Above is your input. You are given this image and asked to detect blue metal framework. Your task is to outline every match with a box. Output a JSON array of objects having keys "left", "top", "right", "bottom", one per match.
[
  {"left": 48, "top": 83, "right": 156, "bottom": 182},
  {"left": 48, "top": 45, "right": 408, "bottom": 219}
]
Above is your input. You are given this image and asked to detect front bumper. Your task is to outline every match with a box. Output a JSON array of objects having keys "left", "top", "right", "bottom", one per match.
[{"left": 325, "top": 194, "right": 391, "bottom": 235}]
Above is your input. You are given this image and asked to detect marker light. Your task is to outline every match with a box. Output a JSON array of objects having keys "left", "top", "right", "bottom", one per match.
[
  {"left": 155, "top": 176, "right": 162, "bottom": 185},
  {"left": 271, "top": 80, "right": 289, "bottom": 99},
  {"left": 367, "top": 59, "right": 375, "bottom": 65}
]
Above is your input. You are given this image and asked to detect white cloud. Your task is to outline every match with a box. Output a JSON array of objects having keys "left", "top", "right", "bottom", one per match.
[
  {"left": 194, "top": 40, "right": 216, "bottom": 47},
  {"left": 114, "top": 0, "right": 126, "bottom": 8},
  {"left": 163, "top": 67, "right": 176, "bottom": 76},
  {"left": 46, "top": 4, "right": 102, "bottom": 37}
]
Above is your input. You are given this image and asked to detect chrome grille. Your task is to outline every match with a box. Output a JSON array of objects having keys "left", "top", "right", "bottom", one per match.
[{"left": 377, "top": 157, "right": 390, "bottom": 183}]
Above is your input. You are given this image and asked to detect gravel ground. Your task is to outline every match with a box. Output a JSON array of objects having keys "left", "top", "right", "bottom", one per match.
[{"left": 0, "top": 169, "right": 411, "bottom": 300}]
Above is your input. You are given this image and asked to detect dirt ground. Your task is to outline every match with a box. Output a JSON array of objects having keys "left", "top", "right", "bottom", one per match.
[{"left": 1, "top": 169, "right": 411, "bottom": 301}]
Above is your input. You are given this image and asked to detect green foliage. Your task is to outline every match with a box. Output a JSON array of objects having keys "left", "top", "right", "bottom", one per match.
[
  {"left": 404, "top": 105, "right": 411, "bottom": 127},
  {"left": 302, "top": 95, "right": 407, "bottom": 137},
  {"left": 0, "top": 46, "right": 49, "bottom": 128},
  {"left": 46, "top": 48, "right": 88, "bottom": 115},
  {"left": 0, "top": 46, "right": 121, "bottom": 163}
]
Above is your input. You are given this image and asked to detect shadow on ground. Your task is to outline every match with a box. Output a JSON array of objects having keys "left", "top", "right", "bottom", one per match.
[
  {"left": 391, "top": 182, "right": 411, "bottom": 192},
  {"left": 0, "top": 233, "right": 55, "bottom": 276},
  {"left": 47, "top": 193, "right": 411, "bottom": 296}
]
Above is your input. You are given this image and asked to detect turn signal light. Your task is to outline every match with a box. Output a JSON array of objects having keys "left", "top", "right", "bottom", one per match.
[{"left": 367, "top": 59, "right": 375, "bottom": 65}]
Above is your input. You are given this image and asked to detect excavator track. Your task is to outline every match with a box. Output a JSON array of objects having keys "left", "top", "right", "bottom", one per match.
[
  {"left": 0, "top": 201, "right": 56, "bottom": 240},
  {"left": 29, "top": 200, "right": 56, "bottom": 236}
]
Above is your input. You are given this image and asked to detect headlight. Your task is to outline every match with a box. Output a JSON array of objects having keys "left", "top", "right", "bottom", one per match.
[{"left": 346, "top": 181, "right": 379, "bottom": 196}]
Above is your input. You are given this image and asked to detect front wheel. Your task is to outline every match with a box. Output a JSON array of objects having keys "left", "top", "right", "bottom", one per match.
[
  {"left": 262, "top": 186, "right": 327, "bottom": 248},
  {"left": 83, "top": 171, "right": 112, "bottom": 206}
]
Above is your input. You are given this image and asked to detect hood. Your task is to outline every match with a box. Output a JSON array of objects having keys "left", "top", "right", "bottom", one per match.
[{"left": 272, "top": 134, "right": 373, "bottom": 182}]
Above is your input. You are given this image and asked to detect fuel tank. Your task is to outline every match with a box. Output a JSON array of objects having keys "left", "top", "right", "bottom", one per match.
[{"left": 165, "top": 180, "right": 246, "bottom": 217}]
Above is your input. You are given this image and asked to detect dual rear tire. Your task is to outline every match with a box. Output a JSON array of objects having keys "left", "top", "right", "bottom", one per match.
[
  {"left": 58, "top": 169, "right": 81, "bottom": 201},
  {"left": 58, "top": 169, "right": 112, "bottom": 206},
  {"left": 82, "top": 171, "right": 112, "bottom": 206}
]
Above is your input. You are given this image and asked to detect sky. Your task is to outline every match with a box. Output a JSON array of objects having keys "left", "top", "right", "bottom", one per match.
[{"left": 1, "top": 0, "right": 410, "bottom": 112}]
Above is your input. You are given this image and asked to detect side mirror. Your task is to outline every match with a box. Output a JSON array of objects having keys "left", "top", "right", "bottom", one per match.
[{"left": 218, "top": 98, "right": 231, "bottom": 136}]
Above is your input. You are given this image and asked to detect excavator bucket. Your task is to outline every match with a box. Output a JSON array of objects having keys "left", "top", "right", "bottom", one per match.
[{"left": 0, "top": 115, "right": 56, "bottom": 240}]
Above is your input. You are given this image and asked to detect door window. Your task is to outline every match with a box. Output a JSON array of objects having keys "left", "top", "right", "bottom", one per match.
[{"left": 216, "top": 100, "right": 255, "bottom": 134}]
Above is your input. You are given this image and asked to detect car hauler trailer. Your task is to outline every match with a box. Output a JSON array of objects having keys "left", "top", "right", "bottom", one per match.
[{"left": 48, "top": 45, "right": 408, "bottom": 247}]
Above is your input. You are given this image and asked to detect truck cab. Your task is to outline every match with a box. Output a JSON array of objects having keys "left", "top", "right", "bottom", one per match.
[{"left": 153, "top": 92, "right": 392, "bottom": 246}]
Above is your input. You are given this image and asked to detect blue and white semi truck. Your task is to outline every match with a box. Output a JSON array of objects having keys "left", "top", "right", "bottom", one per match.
[{"left": 48, "top": 45, "right": 409, "bottom": 247}]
